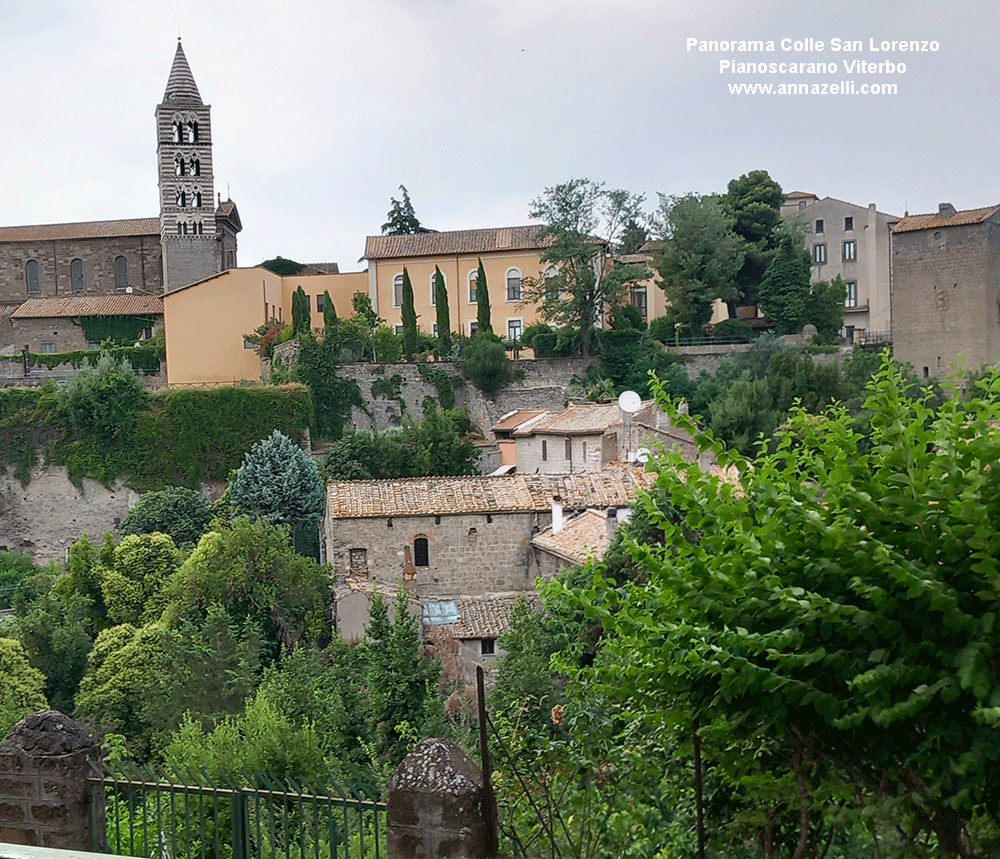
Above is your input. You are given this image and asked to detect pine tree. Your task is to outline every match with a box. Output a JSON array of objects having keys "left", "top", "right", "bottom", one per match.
[
  {"left": 433, "top": 266, "right": 451, "bottom": 358},
  {"left": 229, "top": 430, "right": 325, "bottom": 524},
  {"left": 400, "top": 267, "right": 418, "bottom": 360},
  {"left": 381, "top": 185, "right": 429, "bottom": 235},
  {"left": 758, "top": 233, "right": 812, "bottom": 334},
  {"left": 475, "top": 258, "right": 492, "bottom": 334}
]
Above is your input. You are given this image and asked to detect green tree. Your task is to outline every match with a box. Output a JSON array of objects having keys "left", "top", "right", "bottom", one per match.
[
  {"left": 654, "top": 193, "right": 744, "bottom": 335},
  {"left": 291, "top": 285, "right": 311, "bottom": 337},
  {"left": 578, "top": 359, "right": 1000, "bottom": 859},
  {"left": 400, "top": 267, "right": 418, "bottom": 360},
  {"left": 475, "top": 258, "right": 493, "bottom": 335},
  {"left": 618, "top": 215, "right": 649, "bottom": 255},
  {"left": 381, "top": 185, "right": 430, "bottom": 235},
  {"left": 522, "top": 178, "right": 649, "bottom": 356},
  {"left": 260, "top": 256, "right": 305, "bottom": 276},
  {"left": 230, "top": 430, "right": 325, "bottom": 524},
  {"left": 0, "top": 551, "right": 40, "bottom": 610},
  {"left": 433, "top": 266, "right": 452, "bottom": 358},
  {"left": 460, "top": 332, "right": 514, "bottom": 395},
  {"left": 99, "top": 533, "right": 180, "bottom": 626},
  {"left": 724, "top": 168, "right": 784, "bottom": 310},
  {"left": 807, "top": 275, "right": 847, "bottom": 341},
  {"left": 322, "top": 289, "right": 337, "bottom": 339},
  {"left": 758, "top": 230, "right": 813, "bottom": 334},
  {"left": 0, "top": 638, "right": 48, "bottom": 735},
  {"left": 120, "top": 486, "right": 213, "bottom": 548}
]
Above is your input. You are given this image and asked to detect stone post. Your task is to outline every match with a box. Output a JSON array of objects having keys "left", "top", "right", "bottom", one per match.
[
  {"left": 0, "top": 710, "right": 104, "bottom": 850},
  {"left": 387, "top": 737, "right": 492, "bottom": 859}
]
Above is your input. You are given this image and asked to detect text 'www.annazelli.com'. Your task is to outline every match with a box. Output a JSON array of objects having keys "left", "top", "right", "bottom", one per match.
[{"left": 728, "top": 81, "right": 897, "bottom": 95}]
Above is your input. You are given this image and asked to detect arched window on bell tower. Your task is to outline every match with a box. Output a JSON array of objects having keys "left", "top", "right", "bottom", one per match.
[
  {"left": 174, "top": 155, "right": 185, "bottom": 176},
  {"left": 186, "top": 120, "right": 198, "bottom": 143},
  {"left": 176, "top": 190, "right": 186, "bottom": 208},
  {"left": 190, "top": 156, "right": 200, "bottom": 176},
  {"left": 172, "top": 121, "right": 182, "bottom": 143}
]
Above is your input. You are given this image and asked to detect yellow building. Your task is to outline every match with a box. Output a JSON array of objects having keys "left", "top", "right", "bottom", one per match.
[
  {"left": 363, "top": 226, "right": 554, "bottom": 344},
  {"left": 162, "top": 266, "right": 367, "bottom": 386}
]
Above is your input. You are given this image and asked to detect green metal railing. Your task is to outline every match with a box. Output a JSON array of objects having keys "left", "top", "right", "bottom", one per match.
[{"left": 87, "top": 767, "right": 386, "bottom": 859}]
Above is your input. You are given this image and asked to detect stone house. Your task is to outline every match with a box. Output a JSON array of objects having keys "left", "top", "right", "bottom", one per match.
[
  {"left": 9, "top": 294, "right": 163, "bottom": 355},
  {"left": 890, "top": 202, "right": 1000, "bottom": 379},
  {"left": 781, "top": 192, "right": 897, "bottom": 344},
  {"left": 323, "top": 469, "right": 652, "bottom": 599},
  {"left": 530, "top": 506, "right": 623, "bottom": 580}
]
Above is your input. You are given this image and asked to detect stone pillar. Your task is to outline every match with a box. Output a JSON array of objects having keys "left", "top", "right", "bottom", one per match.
[
  {"left": 387, "top": 737, "right": 492, "bottom": 859},
  {"left": 0, "top": 710, "right": 104, "bottom": 850}
]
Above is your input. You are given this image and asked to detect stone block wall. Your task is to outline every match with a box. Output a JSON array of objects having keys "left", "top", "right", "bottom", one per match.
[{"left": 0, "top": 711, "right": 103, "bottom": 850}]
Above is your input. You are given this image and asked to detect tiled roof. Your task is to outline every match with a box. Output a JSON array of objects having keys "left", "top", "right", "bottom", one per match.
[
  {"left": 531, "top": 509, "right": 612, "bottom": 565},
  {"left": 425, "top": 593, "right": 536, "bottom": 639},
  {"left": 162, "top": 40, "right": 202, "bottom": 104},
  {"left": 0, "top": 218, "right": 160, "bottom": 243},
  {"left": 512, "top": 401, "right": 655, "bottom": 437},
  {"left": 326, "top": 468, "right": 654, "bottom": 518},
  {"left": 491, "top": 409, "right": 546, "bottom": 433},
  {"left": 785, "top": 190, "right": 817, "bottom": 200},
  {"left": 891, "top": 205, "right": 1000, "bottom": 233},
  {"left": 300, "top": 262, "right": 341, "bottom": 275},
  {"left": 11, "top": 295, "right": 164, "bottom": 319},
  {"left": 364, "top": 225, "right": 551, "bottom": 260}
]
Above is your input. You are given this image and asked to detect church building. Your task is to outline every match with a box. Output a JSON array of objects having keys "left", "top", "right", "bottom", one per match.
[{"left": 0, "top": 40, "right": 241, "bottom": 339}]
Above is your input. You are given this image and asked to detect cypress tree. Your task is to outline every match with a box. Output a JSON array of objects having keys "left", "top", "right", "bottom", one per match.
[
  {"left": 401, "top": 267, "right": 418, "bottom": 360},
  {"left": 476, "top": 258, "right": 492, "bottom": 334},
  {"left": 322, "top": 290, "right": 337, "bottom": 339},
  {"left": 433, "top": 266, "right": 451, "bottom": 358},
  {"left": 292, "top": 286, "right": 311, "bottom": 337}
]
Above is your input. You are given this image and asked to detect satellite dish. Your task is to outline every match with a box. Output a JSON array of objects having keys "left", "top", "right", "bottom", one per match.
[
  {"left": 636, "top": 447, "right": 651, "bottom": 464},
  {"left": 618, "top": 390, "right": 641, "bottom": 414}
]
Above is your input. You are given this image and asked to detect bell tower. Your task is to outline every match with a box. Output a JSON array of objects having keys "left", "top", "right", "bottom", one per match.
[{"left": 156, "top": 39, "right": 231, "bottom": 291}]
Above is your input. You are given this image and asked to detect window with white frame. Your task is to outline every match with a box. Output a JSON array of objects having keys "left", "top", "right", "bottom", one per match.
[
  {"left": 813, "top": 243, "right": 827, "bottom": 264},
  {"left": 506, "top": 268, "right": 522, "bottom": 301},
  {"left": 429, "top": 272, "right": 437, "bottom": 306},
  {"left": 394, "top": 324, "right": 404, "bottom": 334},
  {"left": 468, "top": 270, "right": 478, "bottom": 303},
  {"left": 843, "top": 240, "right": 857, "bottom": 261},
  {"left": 507, "top": 318, "right": 522, "bottom": 343},
  {"left": 469, "top": 321, "right": 479, "bottom": 336},
  {"left": 393, "top": 274, "right": 404, "bottom": 307},
  {"left": 845, "top": 281, "right": 858, "bottom": 307}
]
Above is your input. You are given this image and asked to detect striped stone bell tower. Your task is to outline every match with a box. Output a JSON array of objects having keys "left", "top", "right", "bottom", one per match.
[{"left": 156, "top": 39, "right": 223, "bottom": 291}]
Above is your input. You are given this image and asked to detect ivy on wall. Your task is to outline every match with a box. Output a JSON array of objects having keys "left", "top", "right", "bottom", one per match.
[{"left": 77, "top": 315, "right": 160, "bottom": 346}]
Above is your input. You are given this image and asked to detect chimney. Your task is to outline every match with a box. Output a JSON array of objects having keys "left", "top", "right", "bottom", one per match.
[
  {"left": 939, "top": 202, "right": 956, "bottom": 218},
  {"left": 552, "top": 495, "right": 563, "bottom": 535},
  {"left": 606, "top": 507, "right": 618, "bottom": 541}
]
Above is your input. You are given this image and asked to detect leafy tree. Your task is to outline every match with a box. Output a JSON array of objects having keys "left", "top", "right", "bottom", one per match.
[
  {"left": 522, "top": 178, "right": 649, "bottom": 356},
  {"left": 758, "top": 230, "right": 813, "bottom": 334},
  {"left": 295, "top": 336, "right": 363, "bottom": 440},
  {"left": 433, "top": 266, "right": 452, "bottom": 358},
  {"left": 291, "top": 285, "right": 311, "bottom": 337},
  {"left": 654, "top": 193, "right": 744, "bottom": 334},
  {"left": 459, "top": 332, "right": 514, "bottom": 395},
  {"left": 99, "top": 533, "right": 180, "bottom": 626},
  {"left": 260, "top": 256, "right": 305, "bottom": 276},
  {"left": 0, "top": 638, "right": 48, "bottom": 735},
  {"left": 381, "top": 185, "right": 430, "bottom": 235},
  {"left": 322, "top": 290, "right": 337, "bottom": 338},
  {"left": 230, "top": 430, "right": 325, "bottom": 525},
  {"left": 372, "top": 324, "right": 404, "bottom": 363},
  {"left": 400, "top": 267, "right": 418, "bottom": 360},
  {"left": 577, "top": 359, "right": 1000, "bottom": 859},
  {"left": 162, "top": 517, "right": 331, "bottom": 659},
  {"left": 0, "top": 551, "right": 40, "bottom": 610},
  {"left": 352, "top": 292, "right": 379, "bottom": 329},
  {"left": 724, "top": 168, "right": 784, "bottom": 310},
  {"left": 120, "top": 486, "right": 213, "bottom": 548},
  {"left": 807, "top": 275, "right": 847, "bottom": 341},
  {"left": 475, "top": 258, "right": 492, "bottom": 335}
]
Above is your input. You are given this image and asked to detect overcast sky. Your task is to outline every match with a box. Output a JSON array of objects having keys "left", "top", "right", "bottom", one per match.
[{"left": 2, "top": 0, "right": 996, "bottom": 271}]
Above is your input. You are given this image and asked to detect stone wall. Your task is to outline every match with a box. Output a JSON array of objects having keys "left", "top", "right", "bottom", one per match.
[{"left": 0, "top": 711, "right": 103, "bottom": 850}]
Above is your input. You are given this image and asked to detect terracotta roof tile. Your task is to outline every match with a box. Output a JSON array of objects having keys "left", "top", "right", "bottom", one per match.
[
  {"left": 512, "top": 401, "right": 656, "bottom": 437},
  {"left": 531, "top": 509, "right": 612, "bottom": 565},
  {"left": 892, "top": 205, "right": 1000, "bottom": 233},
  {"left": 0, "top": 218, "right": 160, "bottom": 243},
  {"left": 364, "top": 225, "right": 551, "bottom": 260},
  {"left": 326, "top": 469, "right": 654, "bottom": 518},
  {"left": 425, "top": 593, "right": 537, "bottom": 639},
  {"left": 12, "top": 294, "right": 164, "bottom": 319},
  {"left": 785, "top": 190, "right": 818, "bottom": 200},
  {"left": 491, "top": 409, "right": 546, "bottom": 433}
]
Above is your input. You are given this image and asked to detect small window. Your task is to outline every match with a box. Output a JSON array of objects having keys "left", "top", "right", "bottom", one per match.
[
  {"left": 174, "top": 155, "right": 185, "bottom": 176},
  {"left": 506, "top": 268, "right": 522, "bottom": 301},
  {"left": 844, "top": 216, "right": 854, "bottom": 231},
  {"left": 631, "top": 286, "right": 647, "bottom": 318},
  {"left": 813, "top": 243, "right": 827, "bottom": 264},
  {"left": 25, "top": 260, "right": 40, "bottom": 294},
  {"left": 798, "top": 200, "right": 807, "bottom": 210},
  {"left": 468, "top": 270, "right": 478, "bottom": 303},
  {"left": 843, "top": 240, "right": 857, "bottom": 261},
  {"left": 244, "top": 338, "right": 257, "bottom": 349},
  {"left": 393, "top": 274, "right": 404, "bottom": 307},
  {"left": 193, "top": 189, "right": 202, "bottom": 207},
  {"left": 430, "top": 272, "right": 445, "bottom": 306},
  {"left": 481, "top": 638, "right": 496, "bottom": 656},
  {"left": 814, "top": 219, "right": 824, "bottom": 233},
  {"left": 41, "top": 342, "right": 55, "bottom": 354},
  {"left": 71, "top": 259, "right": 85, "bottom": 294},
  {"left": 316, "top": 294, "right": 325, "bottom": 313},
  {"left": 565, "top": 438, "right": 572, "bottom": 461},
  {"left": 507, "top": 318, "right": 522, "bottom": 343},
  {"left": 186, "top": 120, "right": 198, "bottom": 143},
  {"left": 845, "top": 281, "right": 858, "bottom": 308},
  {"left": 432, "top": 322, "right": 439, "bottom": 336},
  {"left": 541, "top": 440, "right": 547, "bottom": 461},
  {"left": 469, "top": 321, "right": 479, "bottom": 336},
  {"left": 115, "top": 255, "right": 128, "bottom": 290},
  {"left": 414, "top": 536, "right": 429, "bottom": 567},
  {"left": 172, "top": 121, "right": 182, "bottom": 143},
  {"left": 176, "top": 190, "right": 186, "bottom": 208},
  {"left": 190, "top": 157, "right": 200, "bottom": 176}
]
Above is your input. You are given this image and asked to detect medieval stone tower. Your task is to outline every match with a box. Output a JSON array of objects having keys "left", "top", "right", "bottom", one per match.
[{"left": 156, "top": 39, "right": 240, "bottom": 291}]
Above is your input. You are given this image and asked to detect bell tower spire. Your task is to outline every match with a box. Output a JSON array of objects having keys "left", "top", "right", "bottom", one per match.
[{"left": 156, "top": 39, "right": 222, "bottom": 291}]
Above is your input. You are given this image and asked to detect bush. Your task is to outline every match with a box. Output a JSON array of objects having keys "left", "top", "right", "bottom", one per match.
[
  {"left": 121, "top": 487, "right": 213, "bottom": 548},
  {"left": 710, "top": 317, "right": 754, "bottom": 343},
  {"left": 459, "top": 332, "right": 515, "bottom": 395}
]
